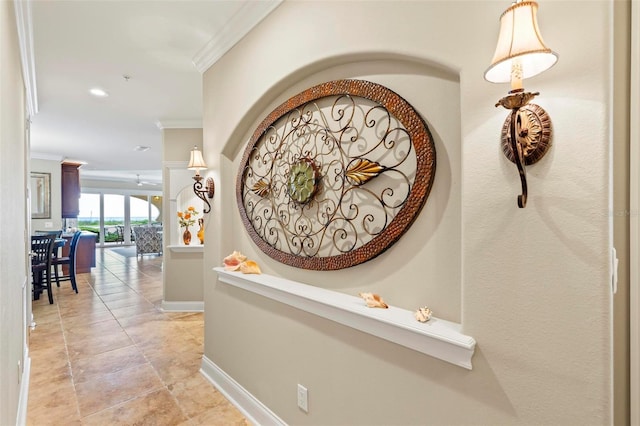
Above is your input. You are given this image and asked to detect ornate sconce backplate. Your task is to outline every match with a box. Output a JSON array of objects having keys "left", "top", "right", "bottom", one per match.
[{"left": 237, "top": 79, "right": 436, "bottom": 270}]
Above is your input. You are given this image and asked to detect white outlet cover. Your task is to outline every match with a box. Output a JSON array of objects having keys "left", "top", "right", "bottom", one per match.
[{"left": 297, "top": 384, "right": 308, "bottom": 413}]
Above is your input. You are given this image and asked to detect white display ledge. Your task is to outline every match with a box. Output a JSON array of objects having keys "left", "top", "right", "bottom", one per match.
[
  {"left": 168, "top": 245, "right": 204, "bottom": 253},
  {"left": 214, "top": 268, "right": 476, "bottom": 370}
]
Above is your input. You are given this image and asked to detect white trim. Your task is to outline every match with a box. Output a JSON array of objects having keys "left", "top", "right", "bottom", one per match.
[
  {"left": 155, "top": 120, "right": 202, "bottom": 130},
  {"left": 160, "top": 300, "right": 204, "bottom": 312},
  {"left": 192, "top": 1, "right": 282, "bottom": 73},
  {"left": 13, "top": 0, "right": 37, "bottom": 116},
  {"left": 630, "top": 1, "right": 640, "bottom": 424},
  {"left": 200, "top": 355, "right": 286, "bottom": 426},
  {"left": 214, "top": 268, "right": 476, "bottom": 370},
  {"left": 167, "top": 244, "right": 204, "bottom": 253},
  {"left": 15, "top": 351, "right": 30, "bottom": 426},
  {"left": 80, "top": 187, "right": 162, "bottom": 197}
]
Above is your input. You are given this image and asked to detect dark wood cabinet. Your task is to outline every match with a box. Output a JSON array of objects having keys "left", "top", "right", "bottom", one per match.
[
  {"left": 61, "top": 232, "right": 96, "bottom": 274},
  {"left": 61, "top": 162, "right": 81, "bottom": 218}
]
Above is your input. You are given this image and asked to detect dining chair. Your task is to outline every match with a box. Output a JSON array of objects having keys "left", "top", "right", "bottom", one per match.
[
  {"left": 52, "top": 230, "right": 81, "bottom": 293},
  {"left": 31, "top": 235, "right": 56, "bottom": 304}
]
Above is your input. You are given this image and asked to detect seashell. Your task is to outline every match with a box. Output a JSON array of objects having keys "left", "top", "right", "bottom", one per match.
[
  {"left": 223, "top": 251, "right": 247, "bottom": 271},
  {"left": 239, "top": 260, "right": 261, "bottom": 275},
  {"left": 415, "top": 307, "right": 433, "bottom": 323},
  {"left": 358, "top": 292, "right": 389, "bottom": 309}
]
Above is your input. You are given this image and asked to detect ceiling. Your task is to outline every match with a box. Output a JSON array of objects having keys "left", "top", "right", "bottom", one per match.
[{"left": 27, "top": 0, "right": 280, "bottom": 187}]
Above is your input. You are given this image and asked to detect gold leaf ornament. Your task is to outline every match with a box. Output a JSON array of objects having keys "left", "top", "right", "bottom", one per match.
[
  {"left": 346, "top": 158, "right": 384, "bottom": 186},
  {"left": 251, "top": 179, "right": 270, "bottom": 198}
]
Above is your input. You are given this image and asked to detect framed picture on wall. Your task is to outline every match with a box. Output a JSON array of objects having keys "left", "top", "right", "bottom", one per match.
[{"left": 31, "top": 172, "right": 51, "bottom": 219}]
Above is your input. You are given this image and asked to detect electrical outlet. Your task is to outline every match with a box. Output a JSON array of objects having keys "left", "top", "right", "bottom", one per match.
[{"left": 297, "top": 384, "right": 308, "bottom": 413}]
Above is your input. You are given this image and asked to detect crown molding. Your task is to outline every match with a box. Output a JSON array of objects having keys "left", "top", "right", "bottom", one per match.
[
  {"left": 155, "top": 120, "right": 202, "bottom": 130},
  {"left": 14, "top": 0, "right": 38, "bottom": 116},
  {"left": 192, "top": 0, "right": 282, "bottom": 74}
]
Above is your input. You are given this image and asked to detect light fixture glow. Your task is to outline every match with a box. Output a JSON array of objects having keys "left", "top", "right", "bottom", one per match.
[
  {"left": 187, "top": 146, "right": 214, "bottom": 214},
  {"left": 486, "top": 0, "right": 557, "bottom": 208},
  {"left": 89, "top": 88, "right": 108, "bottom": 97},
  {"left": 188, "top": 146, "right": 208, "bottom": 176}
]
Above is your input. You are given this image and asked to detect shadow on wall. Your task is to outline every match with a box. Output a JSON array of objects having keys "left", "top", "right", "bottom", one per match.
[{"left": 219, "top": 52, "right": 463, "bottom": 321}]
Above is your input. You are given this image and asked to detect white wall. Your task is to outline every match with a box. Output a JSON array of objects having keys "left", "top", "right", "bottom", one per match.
[
  {"left": 162, "top": 128, "right": 205, "bottom": 306},
  {"left": 202, "top": 1, "right": 613, "bottom": 424},
  {"left": 0, "top": 1, "right": 29, "bottom": 424}
]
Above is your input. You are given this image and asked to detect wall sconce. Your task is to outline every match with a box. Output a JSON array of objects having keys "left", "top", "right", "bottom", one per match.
[
  {"left": 485, "top": 0, "right": 558, "bottom": 208},
  {"left": 188, "top": 146, "right": 215, "bottom": 213}
]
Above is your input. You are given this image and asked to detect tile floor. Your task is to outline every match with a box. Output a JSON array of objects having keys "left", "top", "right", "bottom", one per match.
[{"left": 27, "top": 247, "right": 249, "bottom": 426}]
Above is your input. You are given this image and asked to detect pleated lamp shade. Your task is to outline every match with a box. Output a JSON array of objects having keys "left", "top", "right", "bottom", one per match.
[
  {"left": 188, "top": 147, "right": 207, "bottom": 172},
  {"left": 484, "top": 1, "right": 558, "bottom": 85}
]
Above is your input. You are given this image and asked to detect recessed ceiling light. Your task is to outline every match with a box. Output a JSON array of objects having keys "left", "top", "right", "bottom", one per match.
[
  {"left": 89, "top": 88, "right": 108, "bottom": 97},
  {"left": 134, "top": 145, "right": 150, "bottom": 152}
]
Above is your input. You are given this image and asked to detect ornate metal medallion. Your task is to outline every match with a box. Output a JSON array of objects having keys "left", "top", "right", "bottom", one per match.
[
  {"left": 287, "top": 158, "right": 319, "bottom": 204},
  {"left": 237, "top": 79, "right": 436, "bottom": 270},
  {"left": 501, "top": 103, "right": 552, "bottom": 165}
]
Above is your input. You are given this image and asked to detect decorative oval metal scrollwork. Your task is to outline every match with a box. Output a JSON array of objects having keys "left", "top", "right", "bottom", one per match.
[{"left": 237, "top": 79, "right": 436, "bottom": 270}]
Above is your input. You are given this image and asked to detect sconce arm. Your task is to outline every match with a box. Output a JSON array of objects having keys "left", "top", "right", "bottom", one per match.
[
  {"left": 509, "top": 109, "right": 528, "bottom": 208},
  {"left": 193, "top": 176, "right": 215, "bottom": 214},
  {"left": 497, "top": 90, "right": 540, "bottom": 208}
]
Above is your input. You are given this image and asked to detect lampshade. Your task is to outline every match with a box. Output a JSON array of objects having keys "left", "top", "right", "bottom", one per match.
[
  {"left": 188, "top": 147, "right": 207, "bottom": 171},
  {"left": 484, "top": 0, "right": 558, "bottom": 84}
]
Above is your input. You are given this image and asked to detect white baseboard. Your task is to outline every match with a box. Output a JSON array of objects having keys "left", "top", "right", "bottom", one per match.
[
  {"left": 16, "top": 351, "right": 31, "bottom": 426},
  {"left": 200, "top": 355, "right": 286, "bottom": 426},
  {"left": 160, "top": 300, "right": 204, "bottom": 312}
]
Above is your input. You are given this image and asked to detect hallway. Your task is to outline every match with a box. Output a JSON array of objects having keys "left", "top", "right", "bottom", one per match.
[{"left": 27, "top": 248, "right": 249, "bottom": 425}]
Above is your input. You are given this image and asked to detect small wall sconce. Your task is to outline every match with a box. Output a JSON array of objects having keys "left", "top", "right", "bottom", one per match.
[
  {"left": 485, "top": 0, "right": 558, "bottom": 208},
  {"left": 188, "top": 146, "right": 215, "bottom": 213}
]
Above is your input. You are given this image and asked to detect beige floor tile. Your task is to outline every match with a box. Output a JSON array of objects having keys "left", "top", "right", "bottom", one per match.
[
  {"left": 82, "top": 388, "right": 187, "bottom": 426},
  {"left": 59, "top": 309, "right": 116, "bottom": 328},
  {"left": 27, "top": 247, "right": 249, "bottom": 425},
  {"left": 168, "top": 372, "right": 229, "bottom": 418},
  {"left": 148, "top": 350, "right": 203, "bottom": 384},
  {"left": 66, "top": 328, "right": 134, "bottom": 360},
  {"left": 30, "top": 364, "right": 71, "bottom": 388},
  {"left": 74, "top": 363, "right": 163, "bottom": 417},
  {"left": 190, "top": 403, "right": 251, "bottom": 426},
  {"left": 27, "top": 379, "right": 79, "bottom": 425},
  {"left": 58, "top": 303, "right": 111, "bottom": 320},
  {"left": 109, "top": 302, "right": 158, "bottom": 319},
  {"left": 63, "top": 318, "right": 123, "bottom": 340},
  {"left": 116, "top": 310, "right": 169, "bottom": 328},
  {"left": 70, "top": 344, "right": 147, "bottom": 384}
]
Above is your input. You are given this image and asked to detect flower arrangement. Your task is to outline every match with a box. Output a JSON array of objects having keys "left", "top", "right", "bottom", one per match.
[{"left": 177, "top": 206, "right": 199, "bottom": 228}]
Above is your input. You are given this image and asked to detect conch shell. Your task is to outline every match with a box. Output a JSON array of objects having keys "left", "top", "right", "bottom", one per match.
[
  {"left": 222, "top": 251, "right": 261, "bottom": 274},
  {"left": 239, "top": 260, "right": 261, "bottom": 275},
  {"left": 415, "top": 307, "right": 433, "bottom": 323},
  {"left": 358, "top": 292, "right": 389, "bottom": 309},
  {"left": 223, "top": 251, "right": 247, "bottom": 271}
]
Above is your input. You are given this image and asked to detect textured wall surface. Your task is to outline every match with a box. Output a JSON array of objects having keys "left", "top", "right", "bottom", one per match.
[
  {"left": 202, "top": 1, "right": 613, "bottom": 424},
  {"left": 0, "top": 1, "right": 28, "bottom": 424}
]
